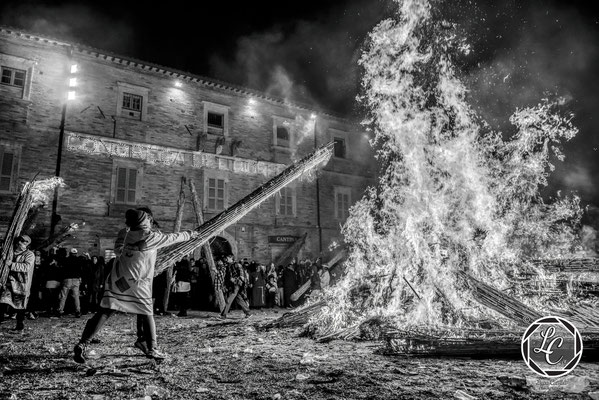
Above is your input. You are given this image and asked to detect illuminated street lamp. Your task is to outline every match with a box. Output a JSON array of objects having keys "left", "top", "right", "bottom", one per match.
[{"left": 50, "top": 46, "right": 77, "bottom": 237}]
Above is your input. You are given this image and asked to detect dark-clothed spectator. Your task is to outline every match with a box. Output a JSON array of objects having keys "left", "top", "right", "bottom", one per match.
[
  {"left": 25, "top": 250, "right": 43, "bottom": 319},
  {"left": 190, "top": 258, "right": 199, "bottom": 309},
  {"left": 265, "top": 274, "right": 278, "bottom": 308},
  {"left": 57, "top": 248, "right": 83, "bottom": 317},
  {"left": 283, "top": 263, "right": 298, "bottom": 309},
  {"left": 276, "top": 265, "right": 284, "bottom": 307},
  {"left": 310, "top": 262, "right": 322, "bottom": 292},
  {"left": 249, "top": 264, "right": 266, "bottom": 308},
  {"left": 43, "top": 248, "right": 62, "bottom": 315},
  {"left": 89, "top": 256, "right": 106, "bottom": 312},
  {"left": 196, "top": 258, "right": 213, "bottom": 310},
  {"left": 0, "top": 235, "right": 35, "bottom": 330},
  {"left": 173, "top": 256, "right": 191, "bottom": 317},
  {"left": 153, "top": 271, "right": 168, "bottom": 315},
  {"left": 80, "top": 253, "right": 93, "bottom": 314}
]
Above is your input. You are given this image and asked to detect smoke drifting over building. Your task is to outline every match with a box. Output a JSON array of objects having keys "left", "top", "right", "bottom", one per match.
[{"left": 1, "top": 0, "right": 598, "bottom": 204}]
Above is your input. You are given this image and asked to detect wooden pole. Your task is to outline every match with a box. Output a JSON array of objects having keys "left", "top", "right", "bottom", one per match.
[
  {"left": 164, "top": 176, "right": 186, "bottom": 313},
  {"left": 188, "top": 178, "right": 225, "bottom": 311}
]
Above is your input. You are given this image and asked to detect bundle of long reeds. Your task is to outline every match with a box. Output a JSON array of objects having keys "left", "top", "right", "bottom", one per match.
[
  {"left": 0, "top": 182, "right": 35, "bottom": 286},
  {"left": 154, "top": 142, "right": 334, "bottom": 276},
  {"left": 550, "top": 302, "right": 599, "bottom": 330},
  {"left": 258, "top": 300, "right": 326, "bottom": 330},
  {"left": 531, "top": 257, "right": 599, "bottom": 272},
  {"left": 315, "top": 324, "right": 361, "bottom": 342},
  {"left": 0, "top": 177, "right": 63, "bottom": 286},
  {"left": 458, "top": 271, "right": 542, "bottom": 326}
]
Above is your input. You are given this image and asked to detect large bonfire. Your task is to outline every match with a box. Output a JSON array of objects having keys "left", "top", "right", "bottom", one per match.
[{"left": 308, "top": 0, "right": 584, "bottom": 336}]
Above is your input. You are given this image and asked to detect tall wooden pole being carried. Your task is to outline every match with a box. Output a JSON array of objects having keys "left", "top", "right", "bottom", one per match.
[
  {"left": 155, "top": 141, "right": 335, "bottom": 275},
  {"left": 163, "top": 176, "right": 186, "bottom": 313},
  {"left": 188, "top": 178, "right": 225, "bottom": 311}
]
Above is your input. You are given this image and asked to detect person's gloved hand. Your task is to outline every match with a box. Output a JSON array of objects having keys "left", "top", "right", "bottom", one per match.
[{"left": 189, "top": 230, "right": 200, "bottom": 239}]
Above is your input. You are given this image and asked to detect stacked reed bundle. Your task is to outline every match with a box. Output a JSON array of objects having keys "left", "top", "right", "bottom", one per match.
[
  {"left": 0, "top": 177, "right": 63, "bottom": 286},
  {"left": 0, "top": 182, "right": 35, "bottom": 286},
  {"left": 531, "top": 257, "right": 599, "bottom": 273},
  {"left": 258, "top": 300, "right": 327, "bottom": 330},
  {"left": 383, "top": 327, "right": 523, "bottom": 357},
  {"left": 154, "top": 142, "right": 334, "bottom": 276},
  {"left": 458, "top": 271, "right": 542, "bottom": 326}
]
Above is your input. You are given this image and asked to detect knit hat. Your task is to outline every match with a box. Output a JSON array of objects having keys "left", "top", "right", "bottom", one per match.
[
  {"left": 136, "top": 206, "right": 160, "bottom": 228},
  {"left": 125, "top": 209, "right": 148, "bottom": 228},
  {"left": 16, "top": 234, "right": 31, "bottom": 245}
]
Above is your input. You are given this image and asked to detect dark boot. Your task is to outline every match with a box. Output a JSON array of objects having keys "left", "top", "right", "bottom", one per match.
[{"left": 73, "top": 343, "right": 88, "bottom": 364}]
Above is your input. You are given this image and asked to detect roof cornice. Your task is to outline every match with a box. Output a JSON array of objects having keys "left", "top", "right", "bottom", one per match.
[{"left": 0, "top": 25, "right": 359, "bottom": 124}]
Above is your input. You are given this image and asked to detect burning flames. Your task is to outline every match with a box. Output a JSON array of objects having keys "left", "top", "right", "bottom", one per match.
[{"left": 309, "top": 0, "right": 582, "bottom": 335}]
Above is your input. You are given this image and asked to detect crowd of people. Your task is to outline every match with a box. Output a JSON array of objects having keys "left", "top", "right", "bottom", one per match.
[
  {"left": 0, "top": 208, "right": 343, "bottom": 363},
  {"left": 0, "top": 245, "right": 110, "bottom": 323},
  {"left": 0, "top": 242, "right": 337, "bottom": 324},
  {"left": 161, "top": 253, "right": 335, "bottom": 318}
]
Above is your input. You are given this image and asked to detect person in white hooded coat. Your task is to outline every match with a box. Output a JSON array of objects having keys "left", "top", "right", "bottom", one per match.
[{"left": 73, "top": 209, "right": 198, "bottom": 363}]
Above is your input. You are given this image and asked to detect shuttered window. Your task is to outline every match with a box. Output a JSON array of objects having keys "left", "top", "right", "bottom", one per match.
[
  {"left": 207, "top": 177, "right": 226, "bottom": 210},
  {"left": 275, "top": 186, "right": 296, "bottom": 217},
  {"left": 277, "top": 187, "right": 294, "bottom": 216},
  {"left": 115, "top": 167, "right": 137, "bottom": 204},
  {"left": 0, "top": 148, "right": 15, "bottom": 192},
  {"left": 334, "top": 186, "right": 351, "bottom": 220}
]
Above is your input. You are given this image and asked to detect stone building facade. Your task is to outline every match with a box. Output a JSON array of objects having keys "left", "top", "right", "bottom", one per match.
[{"left": 0, "top": 26, "right": 376, "bottom": 263}]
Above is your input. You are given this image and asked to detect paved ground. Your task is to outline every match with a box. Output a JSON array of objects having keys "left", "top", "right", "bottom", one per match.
[{"left": 0, "top": 308, "right": 598, "bottom": 399}]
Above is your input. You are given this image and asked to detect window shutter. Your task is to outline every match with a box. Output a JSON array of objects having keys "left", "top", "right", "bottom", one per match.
[
  {"left": 135, "top": 167, "right": 143, "bottom": 204},
  {"left": 116, "top": 166, "right": 127, "bottom": 203},
  {"left": 0, "top": 150, "right": 14, "bottom": 191},
  {"left": 292, "top": 187, "right": 297, "bottom": 217},
  {"left": 275, "top": 190, "right": 280, "bottom": 215},
  {"left": 217, "top": 179, "right": 225, "bottom": 209},
  {"left": 127, "top": 168, "right": 137, "bottom": 204}
]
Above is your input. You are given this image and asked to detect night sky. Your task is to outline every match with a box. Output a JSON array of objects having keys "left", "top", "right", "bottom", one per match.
[{"left": 1, "top": 0, "right": 598, "bottom": 206}]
